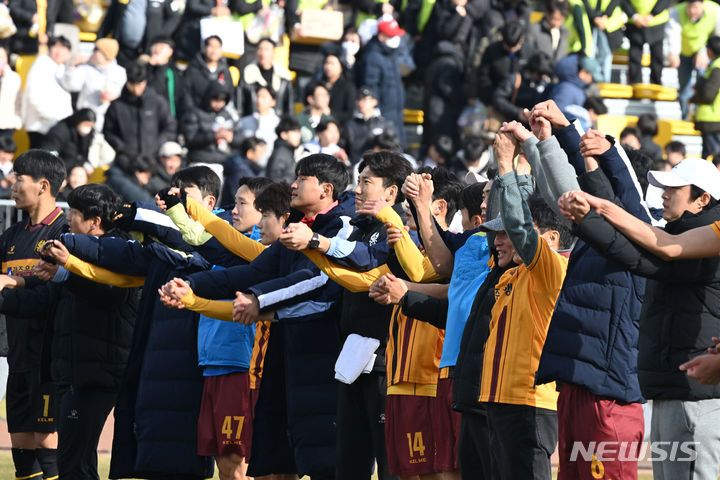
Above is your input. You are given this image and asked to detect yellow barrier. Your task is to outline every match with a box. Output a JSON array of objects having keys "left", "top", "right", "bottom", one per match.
[
  {"left": 229, "top": 65, "right": 240, "bottom": 87},
  {"left": 612, "top": 52, "right": 651, "bottom": 67},
  {"left": 78, "top": 31, "right": 97, "bottom": 42},
  {"left": 15, "top": 55, "right": 37, "bottom": 91},
  {"left": 12, "top": 130, "right": 30, "bottom": 158}
]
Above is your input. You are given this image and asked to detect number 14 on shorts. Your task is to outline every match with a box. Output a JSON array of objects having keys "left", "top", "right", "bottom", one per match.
[{"left": 406, "top": 431, "right": 428, "bottom": 463}]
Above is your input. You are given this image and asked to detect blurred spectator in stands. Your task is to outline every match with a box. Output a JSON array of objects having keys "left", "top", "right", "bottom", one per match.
[
  {"left": 0, "top": 135, "right": 15, "bottom": 198},
  {"left": 566, "top": 0, "right": 594, "bottom": 58},
  {"left": 105, "top": 154, "right": 158, "bottom": 202},
  {"left": 296, "top": 80, "right": 332, "bottom": 143},
  {"left": 652, "top": 158, "right": 672, "bottom": 171},
  {"left": 104, "top": 61, "right": 177, "bottom": 158},
  {"left": 691, "top": 36, "right": 720, "bottom": 157},
  {"left": 637, "top": 113, "right": 664, "bottom": 162},
  {"left": 301, "top": 117, "right": 349, "bottom": 164},
  {"left": 622, "top": 0, "right": 669, "bottom": 85},
  {"left": 583, "top": 96, "right": 607, "bottom": 129},
  {"left": 368, "top": 129, "right": 419, "bottom": 169},
  {"left": 148, "top": 140, "right": 183, "bottom": 192},
  {"left": 182, "top": 81, "right": 241, "bottom": 166},
  {"left": 669, "top": 0, "right": 720, "bottom": 120},
  {"left": 99, "top": 0, "right": 182, "bottom": 66},
  {"left": 221, "top": 136, "right": 266, "bottom": 202},
  {"left": 476, "top": 20, "right": 531, "bottom": 106},
  {"left": 240, "top": 85, "right": 279, "bottom": 166},
  {"left": 237, "top": 38, "right": 294, "bottom": 117},
  {"left": 422, "top": 134, "right": 454, "bottom": 168},
  {"left": 422, "top": 40, "right": 466, "bottom": 153},
  {"left": 665, "top": 140, "right": 687, "bottom": 166},
  {"left": 172, "top": 0, "right": 217, "bottom": 61},
  {"left": 343, "top": 86, "right": 397, "bottom": 164},
  {"left": 146, "top": 36, "right": 186, "bottom": 120},
  {"left": 184, "top": 35, "right": 234, "bottom": 111},
  {"left": 266, "top": 115, "right": 301, "bottom": 184},
  {"left": 481, "top": 0, "right": 530, "bottom": 36},
  {"left": 549, "top": 53, "right": 600, "bottom": 115},
  {"left": 493, "top": 52, "right": 554, "bottom": 122},
  {"left": 319, "top": 49, "right": 356, "bottom": 126},
  {"left": 585, "top": 0, "right": 626, "bottom": 81},
  {"left": 0, "top": 45, "right": 21, "bottom": 137},
  {"left": 620, "top": 125, "right": 642, "bottom": 151},
  {"left": 57, "top": 165, "right": 90, "bottom": 201},
  {"left": 361, "top": 17, "right": 407, "bottom": 147},
  {"left": 62, "top": 38, "right": 126, "bottom": 131},
  {"left": 21, "top": 35, "right": 72, "bottom": 147},
  {"left": 450, "top": 136, "right": 490, "bottom": 184},
  {"left": 42, "top": 108, "right": 98, "bottom": 173},
  {"left": 410, "top": 0, "right": 483, "bottom": 77},
  {"left": 341, "top": 28, "right": 361, "bottom": 75},
  {"left": 527, "top": 0, "right": 570, "bottom": 64},
  {"left": 9, "top": 0, "right": 72, "bottom": 53}
]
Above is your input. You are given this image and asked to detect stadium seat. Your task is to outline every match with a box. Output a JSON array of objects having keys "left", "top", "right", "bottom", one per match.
[
  {"left": 78, "top": 32, "right": 97, "bottom": 42},
  {"left": 12, "top": 130, "right": 29, "bottom": 157},
  {"left": 665, "top": 119, "right": 701, "bottom": 136},
  {"left": 596, "top": 114, "right": 638, "bottom": 139},
  {"left": 229, "top": 65, "right": 240, "bottom": 87},
  {"left": 633, "top": 83, "right": 677, "bottom": 102},
  {"left": 404, "top": 109, "right": 424, "bottom": 125},
  {"left": 88, "top": 165, "right": 110, "bottom": 183},
  {"left": 15, "top": 55, "right": 37, "bottom": 91},
  {"left": 612, "top": 51, "right": 651, "bottom": 67},
  {"left": 597, "top": 83, "right": 634, "bottom": 99},
  {"left": 530, "top": 11, "right": 544, "bottom": 23}
]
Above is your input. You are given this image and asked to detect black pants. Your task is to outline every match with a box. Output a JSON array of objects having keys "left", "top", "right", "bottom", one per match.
[
  {"left": 628, "top": 30, "right": 664, "bottom": 85},
  {"left": 458, "top": 411, "right": 496, "bottom": 480},
  {"left": 485, "top": 403, "right": 558, "bottom": 480},
  {"left": 27, "top": 132, "right": 46, "bottom": 149},
  {"left": 57, "top": 386, "right": 117, "bottom": 480},
  {"left": 336, "top": 372, "right": 395, "bottom": 480}
]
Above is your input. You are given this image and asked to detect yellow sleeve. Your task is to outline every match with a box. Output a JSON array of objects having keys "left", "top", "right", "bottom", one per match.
[
  {"left": 185, "top": 197, "right": 266, "bottom": 261},
  {"left": 302, "top": 250, "right": 389, "bottom": 292},
  {"left": 166, "top": 203, "right": 213, "bottom": 246},
  {"left": 302, "top": 250, "right": 443, "bottom": 292},
  {"left": 64, "top": 255, "right": 146, "bottom": 287},
  {"left": 376, "top": 206, "right": 436, "bottom": 282},
  {"left": 180, "top": 290, "right": 234, "bottom": 321}
]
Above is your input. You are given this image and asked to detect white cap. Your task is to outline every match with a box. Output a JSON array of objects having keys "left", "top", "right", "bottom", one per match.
[{"left": 647, "top": 157, "right": 720, "bottom": 200}]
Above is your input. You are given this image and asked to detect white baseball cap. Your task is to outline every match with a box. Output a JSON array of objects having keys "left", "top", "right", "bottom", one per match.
[{"left": 647, "top": 157, "right": 720, "bottom": 200}]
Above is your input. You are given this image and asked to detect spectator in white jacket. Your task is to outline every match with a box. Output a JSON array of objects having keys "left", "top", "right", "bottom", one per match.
[
  {"left": 62, "top": 38, "right": 127, "bottom": 131},
  {"left": 0, "top": 45, "right": 22, "bottom": 137},
  {"left": 21, "top": 36, "right": 73, "bottom": 147}
]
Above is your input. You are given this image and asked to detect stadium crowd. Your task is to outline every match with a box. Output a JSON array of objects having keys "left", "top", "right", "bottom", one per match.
[{"left": 2, "top": 0, "right": 720, "bottom": 480}]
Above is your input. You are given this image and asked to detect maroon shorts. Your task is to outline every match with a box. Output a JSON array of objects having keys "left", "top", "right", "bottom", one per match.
[
  {"left": 249, "top": 385, "right": 260, "bottom": 411},
  {"left": 197, "top": 371, "right": 253, "bottom": 458},
  {"left": 385, "top": 394, "right": 437, "bottom": 476},
  {"left": 557, "top": 383, "right": 645, "bottom": 480},
  {"left": 432, "top": 377, "right": 461, "bottom": 472}
]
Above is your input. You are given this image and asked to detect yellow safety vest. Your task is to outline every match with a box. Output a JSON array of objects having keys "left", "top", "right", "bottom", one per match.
[
  {"left": 356, "top": 0, "right": 387, "bottom": 26},
  {"left": 566, "top": 0, "right": 594, "bottom": 56},
  {"left": 586, "top": 0, "right": 625, "bottom": 33},
  {"left": 696, "top": 57, "right": 720, "bottom": 122},
  {"left": 630, "top": 0, "right": 669, "bottom": 26},
  {"left": 677, "top": 1, "right": 719, "bottom": 57},
  {"left": 400, "top": 0, "right": 435, "bottom": 32}
]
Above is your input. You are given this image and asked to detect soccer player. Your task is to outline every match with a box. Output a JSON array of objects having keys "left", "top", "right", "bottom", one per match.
[{"left": 0, "top": 150, "right": 66, "bottom": 480}]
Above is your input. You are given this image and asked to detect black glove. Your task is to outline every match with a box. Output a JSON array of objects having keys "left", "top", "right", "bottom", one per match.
[
  {"left": 156, "top": 187, "right": 184, "bottom": 210},
  {"left": 113, "top": 203, "right": 137, "bottom": 231}
]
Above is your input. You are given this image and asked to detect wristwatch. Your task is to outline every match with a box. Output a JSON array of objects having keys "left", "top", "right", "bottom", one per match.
[{"left": 308, "top": 232, "right": 320, "bottom": 250}]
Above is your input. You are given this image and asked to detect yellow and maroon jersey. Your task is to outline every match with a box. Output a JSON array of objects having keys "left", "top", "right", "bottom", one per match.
[
  {"left": 386, "top": 305, "right": 444, "bottom": 393},
  {"left": 249, "top": 320, "right": 271, "bottom": 390},
  {"left": 479, "top": 237, "right": 567, "bottom": 411}
]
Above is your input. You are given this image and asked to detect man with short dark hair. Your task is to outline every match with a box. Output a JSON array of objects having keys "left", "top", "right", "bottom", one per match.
[
  {"left": 178, "top": 154, "right": 352, "bottom": 479},
  {"left": 237, "top": 38, "right": 294, "bottom": 117},
  {"left": 4, "top": 183, "right": 137, "bottom": 480},
  {"left": 0, "top": 150, "right": 67, "bottom": 480},
  {"left": 527, "top": 0, "right": 570, "bottom": 64},
  {"left": 266, "top": 115, "right": 302, "bottom": 184},
  {"left": 104, "top": 61, "right": 178, "bottom": 159},
  {"left": 344, "top": 87, "right": 397, "bottom": 165},
  {"left": 184, "top": 35, "right": 235, "bottom": 111}
]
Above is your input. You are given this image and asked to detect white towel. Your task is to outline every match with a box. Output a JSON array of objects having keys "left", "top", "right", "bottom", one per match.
[{"left": 334, "top": 334, "right": 380, "bottom": 384}]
